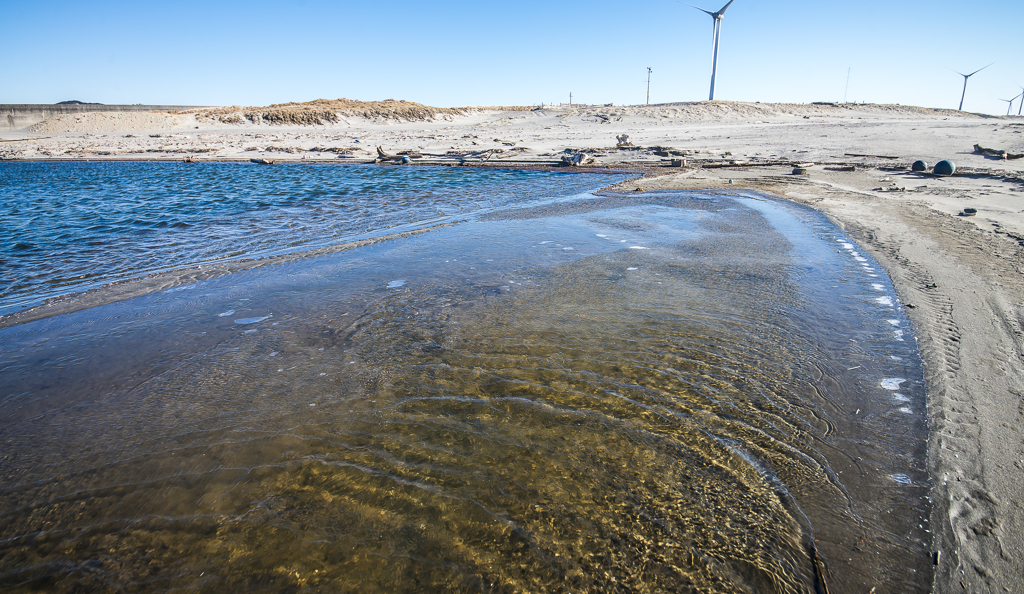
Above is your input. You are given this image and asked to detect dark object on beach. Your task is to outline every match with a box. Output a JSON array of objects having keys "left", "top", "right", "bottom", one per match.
[
  {"left": 912, "top": 160, "right": 928, "bottom": 172},
  {"left": 960, "top": 207, "right": 977, "bottom": 216},
  {"left": 56, "top": 100, "right": 102, "bottom": 105},
  {"left": 376, "top": 146, "right": 411, "bottom": 164},
  {"left": 845, "top": 152, "right": 900, "bottom": 160},
  {"left": 249, "top": 158, "right": 275, "bottom": 165},
  {"left": 183, "top": 155, "right": 198, "bottom": 163},
  {"left": 934, "top": 160, "right": 956, "bottom": 176},
  {"left": 792, "top": 167, "right": 809, "bottom": 175},
  {"left": 973, "top": 144, "right": 1024, "bottom": 160},
  {"left": 824, "top": 165, "right": 856, "bottom": 172}
]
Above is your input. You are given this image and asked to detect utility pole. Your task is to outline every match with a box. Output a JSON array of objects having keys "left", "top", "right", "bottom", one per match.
[
  {"left": 647, "top": 67, "right": 652, "bottom": 105},
  {"left": 569, "top": 92, "right": 573, "bottom": 108}
]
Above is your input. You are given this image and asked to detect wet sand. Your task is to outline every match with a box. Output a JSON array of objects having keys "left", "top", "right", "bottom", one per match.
[{"left": 3, "top": 101, "right": 1024, "bottom": 592}]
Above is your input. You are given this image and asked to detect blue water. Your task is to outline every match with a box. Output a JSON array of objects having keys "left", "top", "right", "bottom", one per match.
[{"left": 0, "top": 162, "right": 631, "bottom": 316}]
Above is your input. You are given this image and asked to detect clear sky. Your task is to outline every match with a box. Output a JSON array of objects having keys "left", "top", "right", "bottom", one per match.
[{"left": 2, "top": 0, "right": 1022, "bottom": 115}]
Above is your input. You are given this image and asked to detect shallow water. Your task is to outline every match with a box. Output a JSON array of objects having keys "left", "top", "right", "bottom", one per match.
[
  {"left": 0, "top": 162, "right": 616, "bottom": 316},
  {"left": 0, "top": 169, "right": 930, "bottom": 593}
]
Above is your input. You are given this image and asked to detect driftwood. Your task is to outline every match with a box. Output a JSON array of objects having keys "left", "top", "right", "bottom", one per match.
[
  {"left": 701, "top": 160, "right": 751, "bottom": 169},
  {"left": 249, "top": 158, "right": 275, "bottom": 165},
  {"left": 375, "top": 146, "right": 410, "bottom": 164},
  {"left": 700, "top": 159, "right": 801, "bottom": 169},
  {"left": 182, "top": 155, "right": 198, "bottom": 163},
  {"left": 845, "top": 152, "right": 899, "bottom": 160},
  {"left": 560, "top": 152, "right": 595, "bottom": 167},
  {"left": 616, "top": 134, "right": 633, "bottom": 147},
  {"left": 974, "top": 144, "right": 1024, "bottom": 160}
]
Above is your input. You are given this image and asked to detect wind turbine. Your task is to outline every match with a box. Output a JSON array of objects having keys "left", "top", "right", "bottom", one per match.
[
  {"left": 953, "top": 62, "right": 994, "bottom": 111},
  {"left": 688, "top": 0, "right": 736, "bottom": 101},
  {"left": 1010, "top": 91, "right": 1024, "bottom": 116},
  {"left": 999, "top": 97, "right": 1015, "bottom": 116},
  {"left": 1019, "top": 86, "right": 1024, "bottom": 116}
]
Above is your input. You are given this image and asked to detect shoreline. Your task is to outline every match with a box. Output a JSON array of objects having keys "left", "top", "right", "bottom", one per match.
[
  {"left": 610, "top": 167, "right": 1024, "bottom": 594},
  {"left": 2, "top": 102, "right": 1022, "bottom": 592}
]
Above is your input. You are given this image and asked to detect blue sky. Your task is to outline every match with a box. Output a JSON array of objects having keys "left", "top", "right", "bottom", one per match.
[{"left": 2, "top": 0, "right": 1022, "bottom": 115}]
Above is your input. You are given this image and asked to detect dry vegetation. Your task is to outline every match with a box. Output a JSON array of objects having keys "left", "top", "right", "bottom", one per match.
[{"left": 189, "top": 98, "right": 474, "bottom": 125}]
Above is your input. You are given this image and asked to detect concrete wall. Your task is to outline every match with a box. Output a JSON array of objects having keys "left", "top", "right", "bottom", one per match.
[{"left": 1, "top": 104, "right": 210, "bottom": 131}]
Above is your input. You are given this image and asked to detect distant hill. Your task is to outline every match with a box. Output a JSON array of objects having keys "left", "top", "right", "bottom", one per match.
[{"left": 56, "top": 100, "right": 103, "bottom": 105}]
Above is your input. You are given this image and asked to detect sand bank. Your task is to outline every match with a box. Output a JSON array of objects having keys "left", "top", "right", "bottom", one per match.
[{"left": 3, "top": 100, "right": 1023, "bottom": 592}]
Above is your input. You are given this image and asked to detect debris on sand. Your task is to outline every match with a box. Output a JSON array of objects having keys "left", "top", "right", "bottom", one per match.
[
  {"left": 973, "top": 144, "right": 1024, "bottom": 160},
  {"left": 561, "top": 151, "right": 595, "bottom": 167},
  {"left": 934, "top": 160, "right": 956, "bottom": 176}
]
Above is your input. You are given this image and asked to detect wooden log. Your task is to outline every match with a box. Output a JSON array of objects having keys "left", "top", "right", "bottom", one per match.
[
  {"left": 845, "top": 152, "right": 899, "bottom": 160},
  {"left": 974, "top": 144, "right": 1024, "bottom": 160},
  {"left": 375, "top": 146, "right": 407, "bottom": 163}
]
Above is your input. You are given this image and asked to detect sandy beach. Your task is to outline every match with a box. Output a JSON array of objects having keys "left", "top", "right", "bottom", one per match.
[{"left": 3, "top": 100, "right": 1023, "bottom": 593}]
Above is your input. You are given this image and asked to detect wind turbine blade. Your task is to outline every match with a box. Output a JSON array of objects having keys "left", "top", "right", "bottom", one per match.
[
  {"left": 967, "top": 62, "right": 995, "bottom": 77},
  {"left": 717, "top": 0, "right": 736, "bottom": 16},
  {"left": 684, "top": 3, "right": 716, "bottom": 17}
]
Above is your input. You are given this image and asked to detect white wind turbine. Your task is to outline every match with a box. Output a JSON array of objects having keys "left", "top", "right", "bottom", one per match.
[
  {"left": 953, "top": 62, "right": 994, "bottom": 111},
  {"left": 688, "top": 0, "right": 736, "bottom": 101},
  {"left": 1019, "top": 86, "right": 1024, "bottom": 116},
  {"left": 999, "top": 97, "right": 1015, "bottom": 116}
]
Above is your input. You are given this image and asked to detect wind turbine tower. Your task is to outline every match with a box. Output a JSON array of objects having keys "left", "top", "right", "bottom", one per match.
[
  {"left": 999, "top": 97, "right": 1015, "bottom": 116},
  {"left": 954, "top": 63, "right": 994, "bottom": 111},
  {"left": 689, "top": 0, "right": 735, "bottom": 101},
  {"left": 1009, "top": 91, "right": 1024, "bottom": 116}
]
